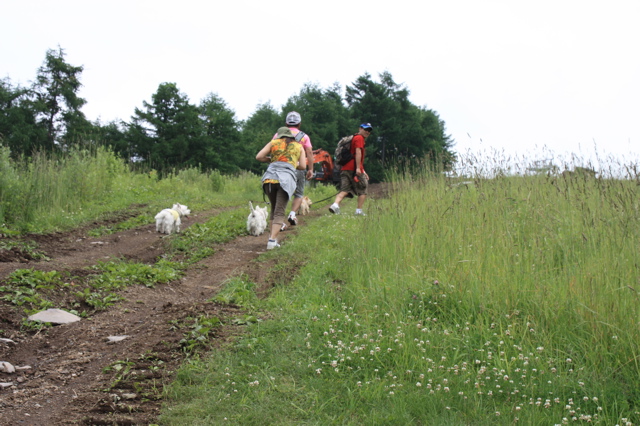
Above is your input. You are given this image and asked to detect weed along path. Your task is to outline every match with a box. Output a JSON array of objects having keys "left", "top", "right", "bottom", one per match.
[{"left": 0, "top": 184, "right": 387, "bottom": 425}]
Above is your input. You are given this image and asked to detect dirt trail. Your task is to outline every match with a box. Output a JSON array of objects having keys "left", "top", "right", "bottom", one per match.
[{"left": 0, "top": 184, "right": 387, "bottom": 425}]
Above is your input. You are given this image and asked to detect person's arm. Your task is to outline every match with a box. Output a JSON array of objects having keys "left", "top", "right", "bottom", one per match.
[
  {"left": 304, "top": 145, "right": 314, "bottom": 179},
  {"left": 256, "top": 142, "right": 272, "bottom": 163},
  {"left": 355, "top": 148, "right": 369, "bottom": 179},
  {"left": 355, "top": 148, "right": 363, "bottom": 174},
  {"left": 297, "top": 147, "right": 307, "bottom": 170}
]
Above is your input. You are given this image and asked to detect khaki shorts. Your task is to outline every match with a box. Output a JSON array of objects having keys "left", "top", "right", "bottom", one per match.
[
  {"left": 339, "top": 170, "right": 368, "bottom": 196},
  {"left": 293, "top": 169, "right": 306, "bottom": 198}
]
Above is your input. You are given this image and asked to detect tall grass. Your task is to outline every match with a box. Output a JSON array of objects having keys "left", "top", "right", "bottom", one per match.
[
  {"left": 162, "top": 152, "right": 640, "bottom": 425},
  {"left": 0, "top": 145, "right": 263, "bottom": 233}
]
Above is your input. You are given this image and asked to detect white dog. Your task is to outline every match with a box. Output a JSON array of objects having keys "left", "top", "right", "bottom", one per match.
[
  {"left": 155, "top": 203, "right": 191, "bottom": 234},
  {"left": 299, "top": 196, "right": 312, "bottom": 216},
  {"left": 247, "top": 201, "right": 268, "bottom": 236}
]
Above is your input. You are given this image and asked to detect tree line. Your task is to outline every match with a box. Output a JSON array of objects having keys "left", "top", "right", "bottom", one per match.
[{"left": 1, "top": 47, "right": 454, "bottom": 181}]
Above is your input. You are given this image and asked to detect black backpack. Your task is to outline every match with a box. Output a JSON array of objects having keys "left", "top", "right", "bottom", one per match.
[{"left": 334, "top": 134, "right": 356, "bottom": 166}]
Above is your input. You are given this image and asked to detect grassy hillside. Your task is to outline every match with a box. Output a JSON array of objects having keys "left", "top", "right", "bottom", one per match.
[{"left": 162, "top": 164, "right": 640, "bottom": 425}]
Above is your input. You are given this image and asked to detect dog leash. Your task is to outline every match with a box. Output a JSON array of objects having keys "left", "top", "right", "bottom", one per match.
[
  {"left": 261, "top": 184, "right": 271, "bottom": 205},
  {"left": 260, "top": 184, "right": 337, "bottom": 206},
  {"left": 308, "top": 191, "right": 340, "bottom": 210}
]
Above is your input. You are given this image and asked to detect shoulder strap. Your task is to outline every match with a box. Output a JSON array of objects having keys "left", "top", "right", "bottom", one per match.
[{"left": 295, "top": 131, "right": 306, "bottom": 142}]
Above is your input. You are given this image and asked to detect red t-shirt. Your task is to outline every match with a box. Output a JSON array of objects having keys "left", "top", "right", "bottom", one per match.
[{"left": 342, "top": 134, "right": 365, "bottom": 172}]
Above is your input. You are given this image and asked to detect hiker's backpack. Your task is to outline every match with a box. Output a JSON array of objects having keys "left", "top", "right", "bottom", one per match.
[
  {"left": 294, "top": 131, "right": 306, "bottom": 143},
  {"left": 334, "top": 134, "right": 356, "bottom": 166}
]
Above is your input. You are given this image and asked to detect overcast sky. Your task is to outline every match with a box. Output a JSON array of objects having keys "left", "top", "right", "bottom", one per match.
[{"left": 2, "top": 0, "right": 639, "bottom": 169}]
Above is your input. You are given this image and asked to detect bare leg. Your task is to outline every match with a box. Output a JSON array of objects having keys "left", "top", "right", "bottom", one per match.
[
  {"left": 334, "top": 191, "right": 350, "bottom": 206},
  {"left": 269, "top": 222, "right": 284, "bottom": 240},
  {"left": 290, "top": 196, "right": 302, "bottom": 214}
]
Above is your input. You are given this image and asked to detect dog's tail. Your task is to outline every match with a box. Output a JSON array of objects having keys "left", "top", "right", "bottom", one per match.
[{"left": 249, "top": 201, "right": 255, "bottom": 214}]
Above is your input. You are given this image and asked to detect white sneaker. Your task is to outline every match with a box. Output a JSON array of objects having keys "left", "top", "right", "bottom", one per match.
[
  {"left": 329, "top": 204, "right": 340, "bottom": 214},
  {"left": 266, "top": 239, "right": 280, "bottom": 250},
  {"left": 280, "top": 223, "right": 287, "bottom": 231},
  {"left": 355, "top": 210, "right": 366, "bottom": 216}
]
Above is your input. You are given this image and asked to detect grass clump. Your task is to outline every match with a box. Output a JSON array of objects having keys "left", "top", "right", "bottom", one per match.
[
  {"left": 179, "top": 315, "right": 224, "bottom": 354},
  {"left": 212, "top": 275, "right": 259, "bottom": 311},
  {"left": 167, "top": 208, "right": 249, "bottom": 264}
]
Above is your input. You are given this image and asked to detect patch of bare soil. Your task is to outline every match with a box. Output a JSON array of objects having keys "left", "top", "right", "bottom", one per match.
[{"left": 0, "top": 184, "right": 388, "bottom": 425}]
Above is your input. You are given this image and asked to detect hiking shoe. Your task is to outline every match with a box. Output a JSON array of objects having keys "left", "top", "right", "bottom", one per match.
[
  {"left": 266, "top": 239, "right": 280, "bottom": 250},
  {"left": 280, "top": 223, "right": 287, "bottom": 232},
  {"left": 288, "top": 214, "right": 298, "bottom": 226},
  {"left": 329, "top": 204, "right": 340, "bottom": 215}
]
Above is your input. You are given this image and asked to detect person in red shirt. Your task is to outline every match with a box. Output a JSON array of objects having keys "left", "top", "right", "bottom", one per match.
[{"left": 329, "top": 123, "right": 373, "bottom": 215}]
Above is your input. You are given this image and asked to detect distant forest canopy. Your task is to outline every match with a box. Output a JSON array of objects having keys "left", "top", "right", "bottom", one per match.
[{"left": 0, "top": 47, "right": 454, "bottom": 182}]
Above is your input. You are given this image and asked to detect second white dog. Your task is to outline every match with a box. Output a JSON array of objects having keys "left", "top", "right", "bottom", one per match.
[
  {"left": 247, "top": 201, "right": 268, "bottom": 236},
  {"left": 155, "top": 203, "right": 191, "bottom": 234},
  {"left": 299, "top": 196, "right": 312, "bottom": 215}
]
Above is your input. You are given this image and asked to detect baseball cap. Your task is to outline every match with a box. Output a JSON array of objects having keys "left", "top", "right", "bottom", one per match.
[
  {"left": 360, "top": 123, "right": 373, "bottom": 130},
  {"left": 276, "top": 127, "right": 295, "bottom": 139},
  {"left": 285, "top": 111, "right": 301, "bottom": 125}
]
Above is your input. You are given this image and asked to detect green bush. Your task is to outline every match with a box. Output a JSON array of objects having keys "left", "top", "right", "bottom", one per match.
[{"left": 210, "top": 169, "right": 225, "bottom": 192}]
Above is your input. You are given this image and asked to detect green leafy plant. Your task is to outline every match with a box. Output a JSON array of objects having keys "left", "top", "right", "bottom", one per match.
[
  {"left": 90, "top": 259, "right": 182, "bottom": 290},
  {"left": 20, "top": 317, "right": 49, "bottom": 331},
  {"left": 179, "top": 315, "right": 222, "bottom": 353},
  {"left": 231, "top": 314, "right": 259, "bottom": 325},
  {"left": 0, "top": 269, "right": 64, "bottom": 311},
  {"left": 74, "top": 287, "right": 122, "bottom": 310},
  {"left": 102, "top": 359, "right": 136, "bottom": 391},
  {"left": 67, "top": 259, "right": 183, "bottom": 312},
  {"left": 0, "top": 240, "right": 49, "bottom": 260}
]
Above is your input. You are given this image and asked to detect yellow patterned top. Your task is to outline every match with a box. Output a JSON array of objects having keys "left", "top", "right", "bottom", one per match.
[{"left": 263, "top": 138, "right": 302, "bottom": 184}]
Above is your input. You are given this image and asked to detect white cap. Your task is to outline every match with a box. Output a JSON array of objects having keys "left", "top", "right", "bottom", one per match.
[{"left": 285, "top": 111, "right": 301, "bottom": 125}]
